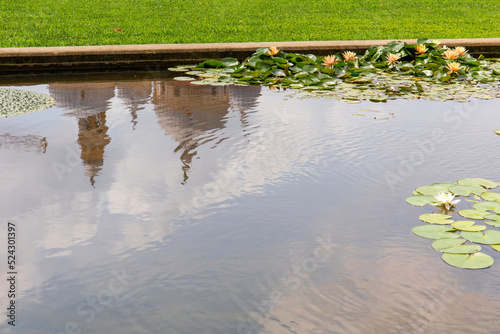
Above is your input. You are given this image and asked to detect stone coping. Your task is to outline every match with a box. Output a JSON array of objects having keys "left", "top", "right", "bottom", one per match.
[{"left": 1, "top": 38, "right": 500, "bottom": 74}]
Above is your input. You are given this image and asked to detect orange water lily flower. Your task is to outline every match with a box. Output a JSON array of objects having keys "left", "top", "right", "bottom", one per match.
[
  {"left": 415, "top": 44, "right": 428, "bottom": 55},
  {"left": 267, "top": 47, "right": 280, "bottom": 56},
  {"left": 446, "top": 62, "right": 462, "bottom": 74},
  {"left": 443, "top": 49, "right": 459, "bottom": 60},
  {"left": 454, "top": 46, "right": 468, "bottom": 56},
  {"left": 342, "top": 51, "right": 357, "bottom": 61},
  {"left": 322, "top": 55, "right": 340, "bottom": 67},
  {"left": 386, "top": 53, "right": 400, "bottom": 66}
]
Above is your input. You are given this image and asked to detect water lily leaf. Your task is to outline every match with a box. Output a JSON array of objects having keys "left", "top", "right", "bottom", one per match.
[
  {"left": 419, "top": 213, "right": 453, "bottom": 225},
  {"left": 451, "top": 220, "right": 486, "bottom": 232},
  {"left": 190, "top": 80, "right": 210, "bottom": 85},
  {"left": 461, "top": 230, "right": 500, "bottom": 244},
  {"left": 485, "top": 214, "right": 500, "bottom": 221},
  {"left": 491, "top": 244, "right": 500, "bottom": 252},
  {"left": 432, "top": 238, "right": 482, "bottom": 254},
  {"left": 415, "top": 184, "right": 451, "bottom": 196},
  {"left": 168, "top": 67, "right": 189, "bottom": 72},
  {"left": 221, "top": 57, "right": 239, "bottom": 67},
  {"left": 458, "top": 178, "right": 498, "bottom": 189},
  {"left": 481, "top": 192, "right": 500, "bottom": 201},
  {"left": 185, "top": 70, "right": 204, "bottom": 75},
  {"left": 442, "top": 252, "right": 494, "bottom": 269},
  {"left": 198, "top": 59, "right": 224, "bottom": 68},
  {"left": 458, "top": 209, "right": 490, "bottom": 220},
  {"left": 484, "top": 220, "right": 500, "bottom": 228},
  {"left": 173, "top": 76, "right": 195, "bottom": 81},
  {"left": 405, "top": 195, "right": 435, "bottom": 207},
  {"left": 473, "top": 201, "right": 500, "bottom": 213},
  {"left": 449, "top": 185, "right": 485, "bottom": 196},
  {"left": 412, "top": 225, "right": 459, "bottom": 240}
]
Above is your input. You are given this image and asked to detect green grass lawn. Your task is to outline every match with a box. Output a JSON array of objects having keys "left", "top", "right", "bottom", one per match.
[{"left": 1, "top": 0, "right": 499, "bottom": 47}]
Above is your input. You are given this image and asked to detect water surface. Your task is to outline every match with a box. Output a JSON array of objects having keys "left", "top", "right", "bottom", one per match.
[{"left": 1, "top": 73, "right": 500, "bottom": 333}]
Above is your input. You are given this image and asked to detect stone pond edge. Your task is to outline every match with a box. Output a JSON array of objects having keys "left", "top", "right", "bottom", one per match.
[{"left": 1, "top": 38, "right": 500, "bottom": 73}]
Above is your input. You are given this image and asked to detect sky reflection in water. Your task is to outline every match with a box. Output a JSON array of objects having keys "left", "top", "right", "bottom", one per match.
[{"left": 1, "top": 75, "right": 500, "bottom": 333}]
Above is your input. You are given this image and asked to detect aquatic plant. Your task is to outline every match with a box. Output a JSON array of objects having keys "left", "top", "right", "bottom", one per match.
[
  {"left": 0, "top": 88, "right": 55, "bottom": 117},
  {"left": 169, "top": 39, "right": 500, "bottom": 103},
  {"left": 407, "top": 178, "right": 500, "bottom": 269}
]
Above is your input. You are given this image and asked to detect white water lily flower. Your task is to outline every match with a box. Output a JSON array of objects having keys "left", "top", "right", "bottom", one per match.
[{"left": 432, "top": 192, "right": 460, "bottom": 210}]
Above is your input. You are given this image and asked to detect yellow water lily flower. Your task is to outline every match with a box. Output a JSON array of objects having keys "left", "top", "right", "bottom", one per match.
[
  {"left": 266, "top": 47, "right": 280, "bottom": 56},
  {"left": 386, "top": 53, "right": 400, "bottom": 65},
  {"left": 342, "top": 51, "right": 357, "bottom": 61},
  {"left": 415, "top": 44, "right": 428, "bottom": 55},
  {"left": 446, "top": 62, "right": 462, "bottom": 74},
  {"left": 432, "top": 192, "right": 460, "bottom": 210},
  {"left": 432, "top": 40, "right": 441, "bottom": 46},
  {"left": 443, "top": 49, "right": 459, "bottom": 60},
  {"left": 322, "top": 55, "right": 340, "bottom": 67},
  {"left": 454, "top": 46, "right": 468, "bottom": 56}
]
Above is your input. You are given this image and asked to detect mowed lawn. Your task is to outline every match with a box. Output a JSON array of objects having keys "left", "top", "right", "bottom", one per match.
[{"left": 1, "top": 0, "right": 499, "bottom": 47}]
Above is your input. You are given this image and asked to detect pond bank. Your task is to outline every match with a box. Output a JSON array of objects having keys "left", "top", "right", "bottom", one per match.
[{"left": 1, "top": 38, "right": 500, "bottom": 74}]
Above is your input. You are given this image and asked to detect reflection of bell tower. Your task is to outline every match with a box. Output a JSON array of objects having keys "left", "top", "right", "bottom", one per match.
[
  {"left": 77, "top": 112, "right": 111, "bottom": 187},
  {"left": 49, "top": 83, "right": 115, "bottom": 187}
]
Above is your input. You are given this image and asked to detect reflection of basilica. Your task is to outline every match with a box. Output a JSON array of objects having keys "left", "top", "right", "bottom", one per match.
[
  {"left": 48, "top": 80, "right": 261, "bottom": 185},
  {"left": 153, "top": 81, "right": 261, "bottom": 183}
]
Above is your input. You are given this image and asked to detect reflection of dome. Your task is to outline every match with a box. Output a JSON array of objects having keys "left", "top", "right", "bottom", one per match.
[
  {"left": 49, "top": 83, "right": 116, "bottom": 118},
  {"left": 152, "top": 81, "right": 261, "bottom": 183}
]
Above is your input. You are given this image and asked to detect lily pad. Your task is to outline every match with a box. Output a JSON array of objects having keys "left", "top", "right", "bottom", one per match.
[
  {"left": 449, "top": 185, "right": 485, "bottom": 196},
  {"left": 173, "top": 76, "right": 195, "bottom": 81},
  {"left": 432, "top": 238, "right": 482, "bottom": 254},
  {"left": 484, "top": 220, "right": 500, "bottom": 228},
  {"left": 458, "top": 209, "right": 490, "bottom": 220},
  {"left": 461, "top": 230, "right": 500, "bottom": 244},
  {"left": 473, "top": 201, "right": 500, "bottom": 213},
  {"left": 458, "top": 178, "right": 498, "bottom": 189},
  {"left": 419, "top": 213, "right": 453, "bottom": 225},
  {"left": 451, "top": 220, "right": 486, "bottom": 232},
  {"left": 481, "top": 192, "right": 500, "bottom": 202},
  {"left": 405, "top": 195, "right": 435, "bottom": 207},
  {"left": 491, "top": 244, "right": 500, "bottom": 252},
  {"left": 442, "top": 252, "right": 494, "bottom": 269},
  {"left": 168, "top": 67, "right": 189, "bottom": 72},
  {"left": 485, "top": 214, "right": 500, "bottom": 221},
  {"left": 0, "top": 88, "right": 55, "bottom": 117},
  {"left": 415, "top": 184, "right": 452, "bottom": 196},
  {"left": 412, "top": 225, "right": 459, "bottom": 240}
]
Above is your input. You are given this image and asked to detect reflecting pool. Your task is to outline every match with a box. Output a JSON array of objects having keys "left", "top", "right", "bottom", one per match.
[{"left": 1, "top": 72, "right": 500, "bottom": 333}]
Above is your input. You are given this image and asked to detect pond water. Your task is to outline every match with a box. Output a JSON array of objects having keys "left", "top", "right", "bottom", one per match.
[{"left": 1, "top": 72, "right": 500, "bottom": 333}]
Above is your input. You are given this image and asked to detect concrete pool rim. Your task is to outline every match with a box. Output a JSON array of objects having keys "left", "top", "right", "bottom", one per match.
[{"left": 1, "top": 38, "right": 500, "bottom": 74}]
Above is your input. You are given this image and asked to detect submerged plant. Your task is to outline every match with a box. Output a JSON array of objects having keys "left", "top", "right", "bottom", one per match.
[{"left": 407, "top": 178, "right": 500, "bottom": 269}]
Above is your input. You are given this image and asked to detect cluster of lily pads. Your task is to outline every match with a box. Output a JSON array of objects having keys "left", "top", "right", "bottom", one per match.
[
  {"left": 0, "top": 88, "right": 55, "bottom": 117},
  {"left": 406, "top": 178, "right": 500, "bottom": 269},
  {"left": 169, "top": 39, "right": 500, "bottom": 103}
]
